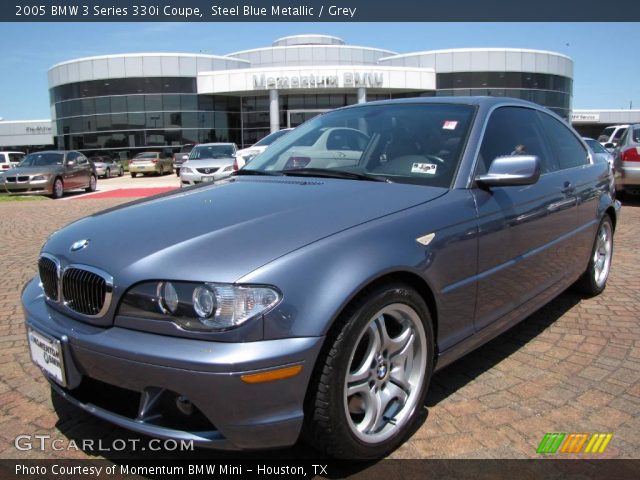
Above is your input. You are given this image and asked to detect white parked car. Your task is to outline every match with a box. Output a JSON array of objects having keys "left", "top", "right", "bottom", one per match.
[
  {"left": 0, "top": 151, "right": 25, "bottom": 171},
  {"left": 235, "top": 129, "right": 293, "bottom": 170},
  {"left": 598, "top": 125, "right": 629, "bottom": 149},
  {"left": 180, "top": 143, "right": 237, "bottom": 187},
  {"left": 271, "top": 127, "right": 369, "bottom": 170},
  {"left": 583, "top": 138, "right": 614, "bottom": 169}
]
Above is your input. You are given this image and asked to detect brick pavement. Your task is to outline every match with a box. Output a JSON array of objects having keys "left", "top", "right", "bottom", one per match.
[{"left": 0, "top": 196, "right": 639, "bottom": 460}]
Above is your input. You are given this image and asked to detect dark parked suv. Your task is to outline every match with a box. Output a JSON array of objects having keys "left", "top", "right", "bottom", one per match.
[{"left": 23, "top": 98, "right": 618, "bottom": 457}]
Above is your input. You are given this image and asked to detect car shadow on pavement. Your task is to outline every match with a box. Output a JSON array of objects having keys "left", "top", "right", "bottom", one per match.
[{"left": 425, "top": 289, "right": 584, "bottom": 408}]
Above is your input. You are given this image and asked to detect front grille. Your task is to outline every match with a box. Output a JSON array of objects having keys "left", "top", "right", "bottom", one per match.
[
  {"left": 196, "top": 167, "right": 219, "bottom": 174},
  {"left": 6, "top": 177, "right": 16, "bottom": 182},
  {"left": 38, "top": 257, "right": 59, "bottom": 301},
  {"left": 62, "top": 267, "right": 107, "bottom": 316}
]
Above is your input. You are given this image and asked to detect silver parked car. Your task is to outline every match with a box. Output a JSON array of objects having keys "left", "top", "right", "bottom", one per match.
[
  {"left": 22, "top": 97, "right": 618, "bottom": 458},
  {"left": 1, "top": 150, "right": 96, "bottom": 198},
  {"left": 612, "top": 124, "right": 640, "bottom": 197},
  {"left": 90, "top": 155, "right": 124, "bottom": 178},
  {"left": 583, "top": 138, "right": 614, "bottom": 169},
  {"left": 179, "top": 143, "right": 236, "bottom": 187}
]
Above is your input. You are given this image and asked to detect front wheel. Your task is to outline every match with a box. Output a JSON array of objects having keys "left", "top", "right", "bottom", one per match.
[
  {"left": 304, "top": 283, "right": 434, "bottom": 458},
  {"left": 575, "top": 216, "right": 614, "bottom": 296},
  {"left": 131, "top": 172, "right": 137, "bottom": 178}
]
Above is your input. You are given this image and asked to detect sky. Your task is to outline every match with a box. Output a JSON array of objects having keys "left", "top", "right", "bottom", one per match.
[{"left": 0, "top": 22, "right": 638, "bottom": 120}]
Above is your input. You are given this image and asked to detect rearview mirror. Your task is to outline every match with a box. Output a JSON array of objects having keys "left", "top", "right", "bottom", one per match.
[{"left": 475, "top": 155, "right": 541, "bottom": 188}]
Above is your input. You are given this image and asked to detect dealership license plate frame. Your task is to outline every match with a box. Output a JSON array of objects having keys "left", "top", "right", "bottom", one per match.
[
  {"left": 28, "top": 328, "right": 67, "bottom": 387},
  {"left": 202, "top": 176, "right": 215, "bottom": 182}
]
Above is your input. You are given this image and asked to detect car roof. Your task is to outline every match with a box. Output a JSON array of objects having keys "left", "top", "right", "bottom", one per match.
[
  {"left": 347, "top": 95, "right": 539, "bottom": 109},
  {"left": 195, "top": 142, "right": 235, "bottom": 146}
]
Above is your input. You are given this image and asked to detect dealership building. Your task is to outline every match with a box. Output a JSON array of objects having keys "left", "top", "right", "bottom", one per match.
[{"left": 3, "top": 35, "right": 638, "bottom": 156}]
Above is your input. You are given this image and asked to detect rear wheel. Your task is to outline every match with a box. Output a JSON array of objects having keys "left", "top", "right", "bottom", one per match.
[
  {"left": 105, "top": 168, "right": 110, "bottom": 178},
  {"left": 51, "top": 177, "right": 64, "bottom": 199},
  {"left": 304, "top": 283, "right": 433, "bottom": 458},
  {"left": 131, "top": 172, "right": 137, "bottom": 178},
  {"left": 85, "top": 174, "right": 97, "bottom": 192},
  {"left": 576, "top": 216, "right": 614, "bottom": 296}
]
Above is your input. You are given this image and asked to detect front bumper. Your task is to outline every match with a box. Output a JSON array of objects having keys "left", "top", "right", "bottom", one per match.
[
  {"left": 180, "top": 170, "right": 232, "bottom": 187},
  {"left": 22, "top": 277, "right": 323, "bottom": 450},
  {"left": 2, "top": 179, "right": 52, "bottom": 195}
]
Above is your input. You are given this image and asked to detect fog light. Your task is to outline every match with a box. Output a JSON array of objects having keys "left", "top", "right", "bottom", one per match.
[
  {"left": 193, "top": 285, "right": 215, "bottom": 318},
  {"left": 157, "top": 281, "right": 178, "bottom": 314}
]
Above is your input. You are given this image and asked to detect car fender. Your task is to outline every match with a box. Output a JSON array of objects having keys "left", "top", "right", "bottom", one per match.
[{"left": 238, "top": 190, "right": 479, "bottom": 347}]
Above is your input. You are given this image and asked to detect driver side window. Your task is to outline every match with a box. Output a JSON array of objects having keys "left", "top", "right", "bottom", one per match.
[{"left": 477, "top": 107, "right": 554, "bottom": 175}]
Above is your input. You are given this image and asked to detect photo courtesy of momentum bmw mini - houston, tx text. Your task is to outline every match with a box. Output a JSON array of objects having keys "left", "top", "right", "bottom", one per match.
[{"left": 23, "top": 96, "right": 619, "bottom": 458}]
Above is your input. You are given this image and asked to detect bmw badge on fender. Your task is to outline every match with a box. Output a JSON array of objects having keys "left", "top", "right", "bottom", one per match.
[{"left": 22, "top": 97, "right": 619, "bottom": 458}]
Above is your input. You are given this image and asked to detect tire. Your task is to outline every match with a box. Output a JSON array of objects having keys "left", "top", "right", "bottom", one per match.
[
  {"left": 51, "top": 177, "right": 64, "bottom": 199},
  {"left": 131, "top": 172, "right": 137, "bottom": 178},
  {"left": 85, "top": 174, "right": 97, "bottom": 193},
  {"left": 575, "top": 215, "right": 614, "bottom": 296},
  {"left": 118, "top": 167, "right": 124, "bottom": 177},
  {"left": 104, "top": 168, "right": 110, "bottom": 179},
  {"left": 303, "top": 282, "right": 434, "bottom": 459}
]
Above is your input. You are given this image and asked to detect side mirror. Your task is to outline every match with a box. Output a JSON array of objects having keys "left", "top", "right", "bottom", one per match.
[
  {"left": 475, "top": 155, "right": 541, "bottom": 188},
  {"left": 604, "top": 143, "right": 615, "bottom": 150}
]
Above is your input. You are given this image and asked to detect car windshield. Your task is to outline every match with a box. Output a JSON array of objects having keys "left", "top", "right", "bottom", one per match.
[
  {"left": 633, "top": 127, "right": 640, "bottom": 143},
  {"left": 180, "top": 144, "right": 195, "bottom": 153},
  {"left": 135, "top": 153, "right": 158, "bottom": 159},
  {"left": 190, "top": 145, "right": 235, "bottom": 159},
  {"left": 253, "top": 129, "right": 291, "bottom": 147},
  {"left": 585, "top": 139, "right": 607, "bottom": 154},
  {"left": 19, "top": 153, "right": 64, "bottom": 167},
  {"left": 244, "top": 103, "right": 475, "bottom": 187}
]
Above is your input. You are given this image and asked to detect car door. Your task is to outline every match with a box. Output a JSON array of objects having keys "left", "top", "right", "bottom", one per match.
[
  {"left": 76, "top": 153, "right": 91, "bottom": 186},
  {"left": 64, "top": 152, "right": 82, "bottom": 189},
  {"left": 537, "top": 111, "right": 600, "bottom": 279},
  {"left": 471, "top": 106, "right": 578, "bottom": 331}
]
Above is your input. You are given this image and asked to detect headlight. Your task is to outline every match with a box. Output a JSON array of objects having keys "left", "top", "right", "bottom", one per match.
[
  {"left": 222, "top": 165, "right": 233, "bottom": 172},
  {"left": 31, "top": 175, "right": 48, "bottom": 182},
  {"left": 181, "top": 167, "right": 193, "bottom": 174},
  {"left": 119, "top": 281, "right": 281, "bottom": 331}
]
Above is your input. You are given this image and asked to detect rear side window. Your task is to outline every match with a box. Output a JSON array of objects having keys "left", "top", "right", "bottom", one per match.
[
  {"left": 0, "top": 153, "right": 6, "bottom": 163},
  {"left": 538, "top": 112, "right": 589, "bottom": 170},
  {"left": 478, "top": 107, "right": 554, "bottom": 174}
]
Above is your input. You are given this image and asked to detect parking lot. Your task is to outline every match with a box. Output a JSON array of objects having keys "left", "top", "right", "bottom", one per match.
[{"left": 0, "top": 191, "right": 638, "bottom": 460}]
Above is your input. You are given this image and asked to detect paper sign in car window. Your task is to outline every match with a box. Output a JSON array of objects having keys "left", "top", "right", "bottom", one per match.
[
  {"left": 443, "top": 121, "right": 458, "bottom": 130},
  {"left": 411, "top": 163, "right": 438, "bottom": 175}
]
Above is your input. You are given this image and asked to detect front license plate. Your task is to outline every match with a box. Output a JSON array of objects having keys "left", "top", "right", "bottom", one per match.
[
  {"left": 202, "top": 176, "right": 215, "bottom": 182},
  {"left": 28, "top": 329, "right": 66, "bottom": 387}
]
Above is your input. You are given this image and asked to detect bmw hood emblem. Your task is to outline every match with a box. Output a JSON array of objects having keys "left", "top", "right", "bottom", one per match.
[{"left": 70, "top": 239, "right": 90, "bottom": 252}]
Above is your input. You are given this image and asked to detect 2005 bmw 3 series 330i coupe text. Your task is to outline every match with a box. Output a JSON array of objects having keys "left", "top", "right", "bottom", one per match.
[{"left": 22, "top": 97, "right": 619, "bottom": 458}]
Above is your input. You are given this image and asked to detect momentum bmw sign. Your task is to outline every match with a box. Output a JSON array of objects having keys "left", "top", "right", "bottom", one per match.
[{"left": 252, "top": 72, "right": 385, "bottom": 89}]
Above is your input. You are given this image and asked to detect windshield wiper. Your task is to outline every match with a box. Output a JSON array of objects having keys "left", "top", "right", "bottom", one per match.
[
  {"left": 232, "top": 169, "right": 281, "bottom": 176},
  {"left": 280, "top": 168, "right": 391, "bottom": 182}
]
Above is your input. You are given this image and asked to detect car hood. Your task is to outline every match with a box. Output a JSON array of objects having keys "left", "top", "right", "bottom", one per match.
[
  {"left": 42, "top": 177, "right": 447, "bottom": 284},
  {"left": 182, "top": 158, "right": 234, "bottom": 169},
  {"left": 4, "top": 166, "right": 61, "bottom": 175}
]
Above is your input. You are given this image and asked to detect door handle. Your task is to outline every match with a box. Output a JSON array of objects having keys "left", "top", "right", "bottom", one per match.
[{"left": 561, "top": 181, "right": 574, "bottom": 194}]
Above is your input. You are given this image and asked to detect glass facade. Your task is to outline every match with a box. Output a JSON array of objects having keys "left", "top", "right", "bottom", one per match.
[
  {"left": 436, "top": 72, "right": 572, "bottom": 119},
  {"left": 49, "top": 69, "right": 572, "bottom": 158}
]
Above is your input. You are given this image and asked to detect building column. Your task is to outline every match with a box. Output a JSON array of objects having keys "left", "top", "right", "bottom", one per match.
[
  {"left": 269, "top": 89, "right": 280, "bottom": 133},
  {"left": 357, "top": 87, "right": 367, "bottom": 104}
]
